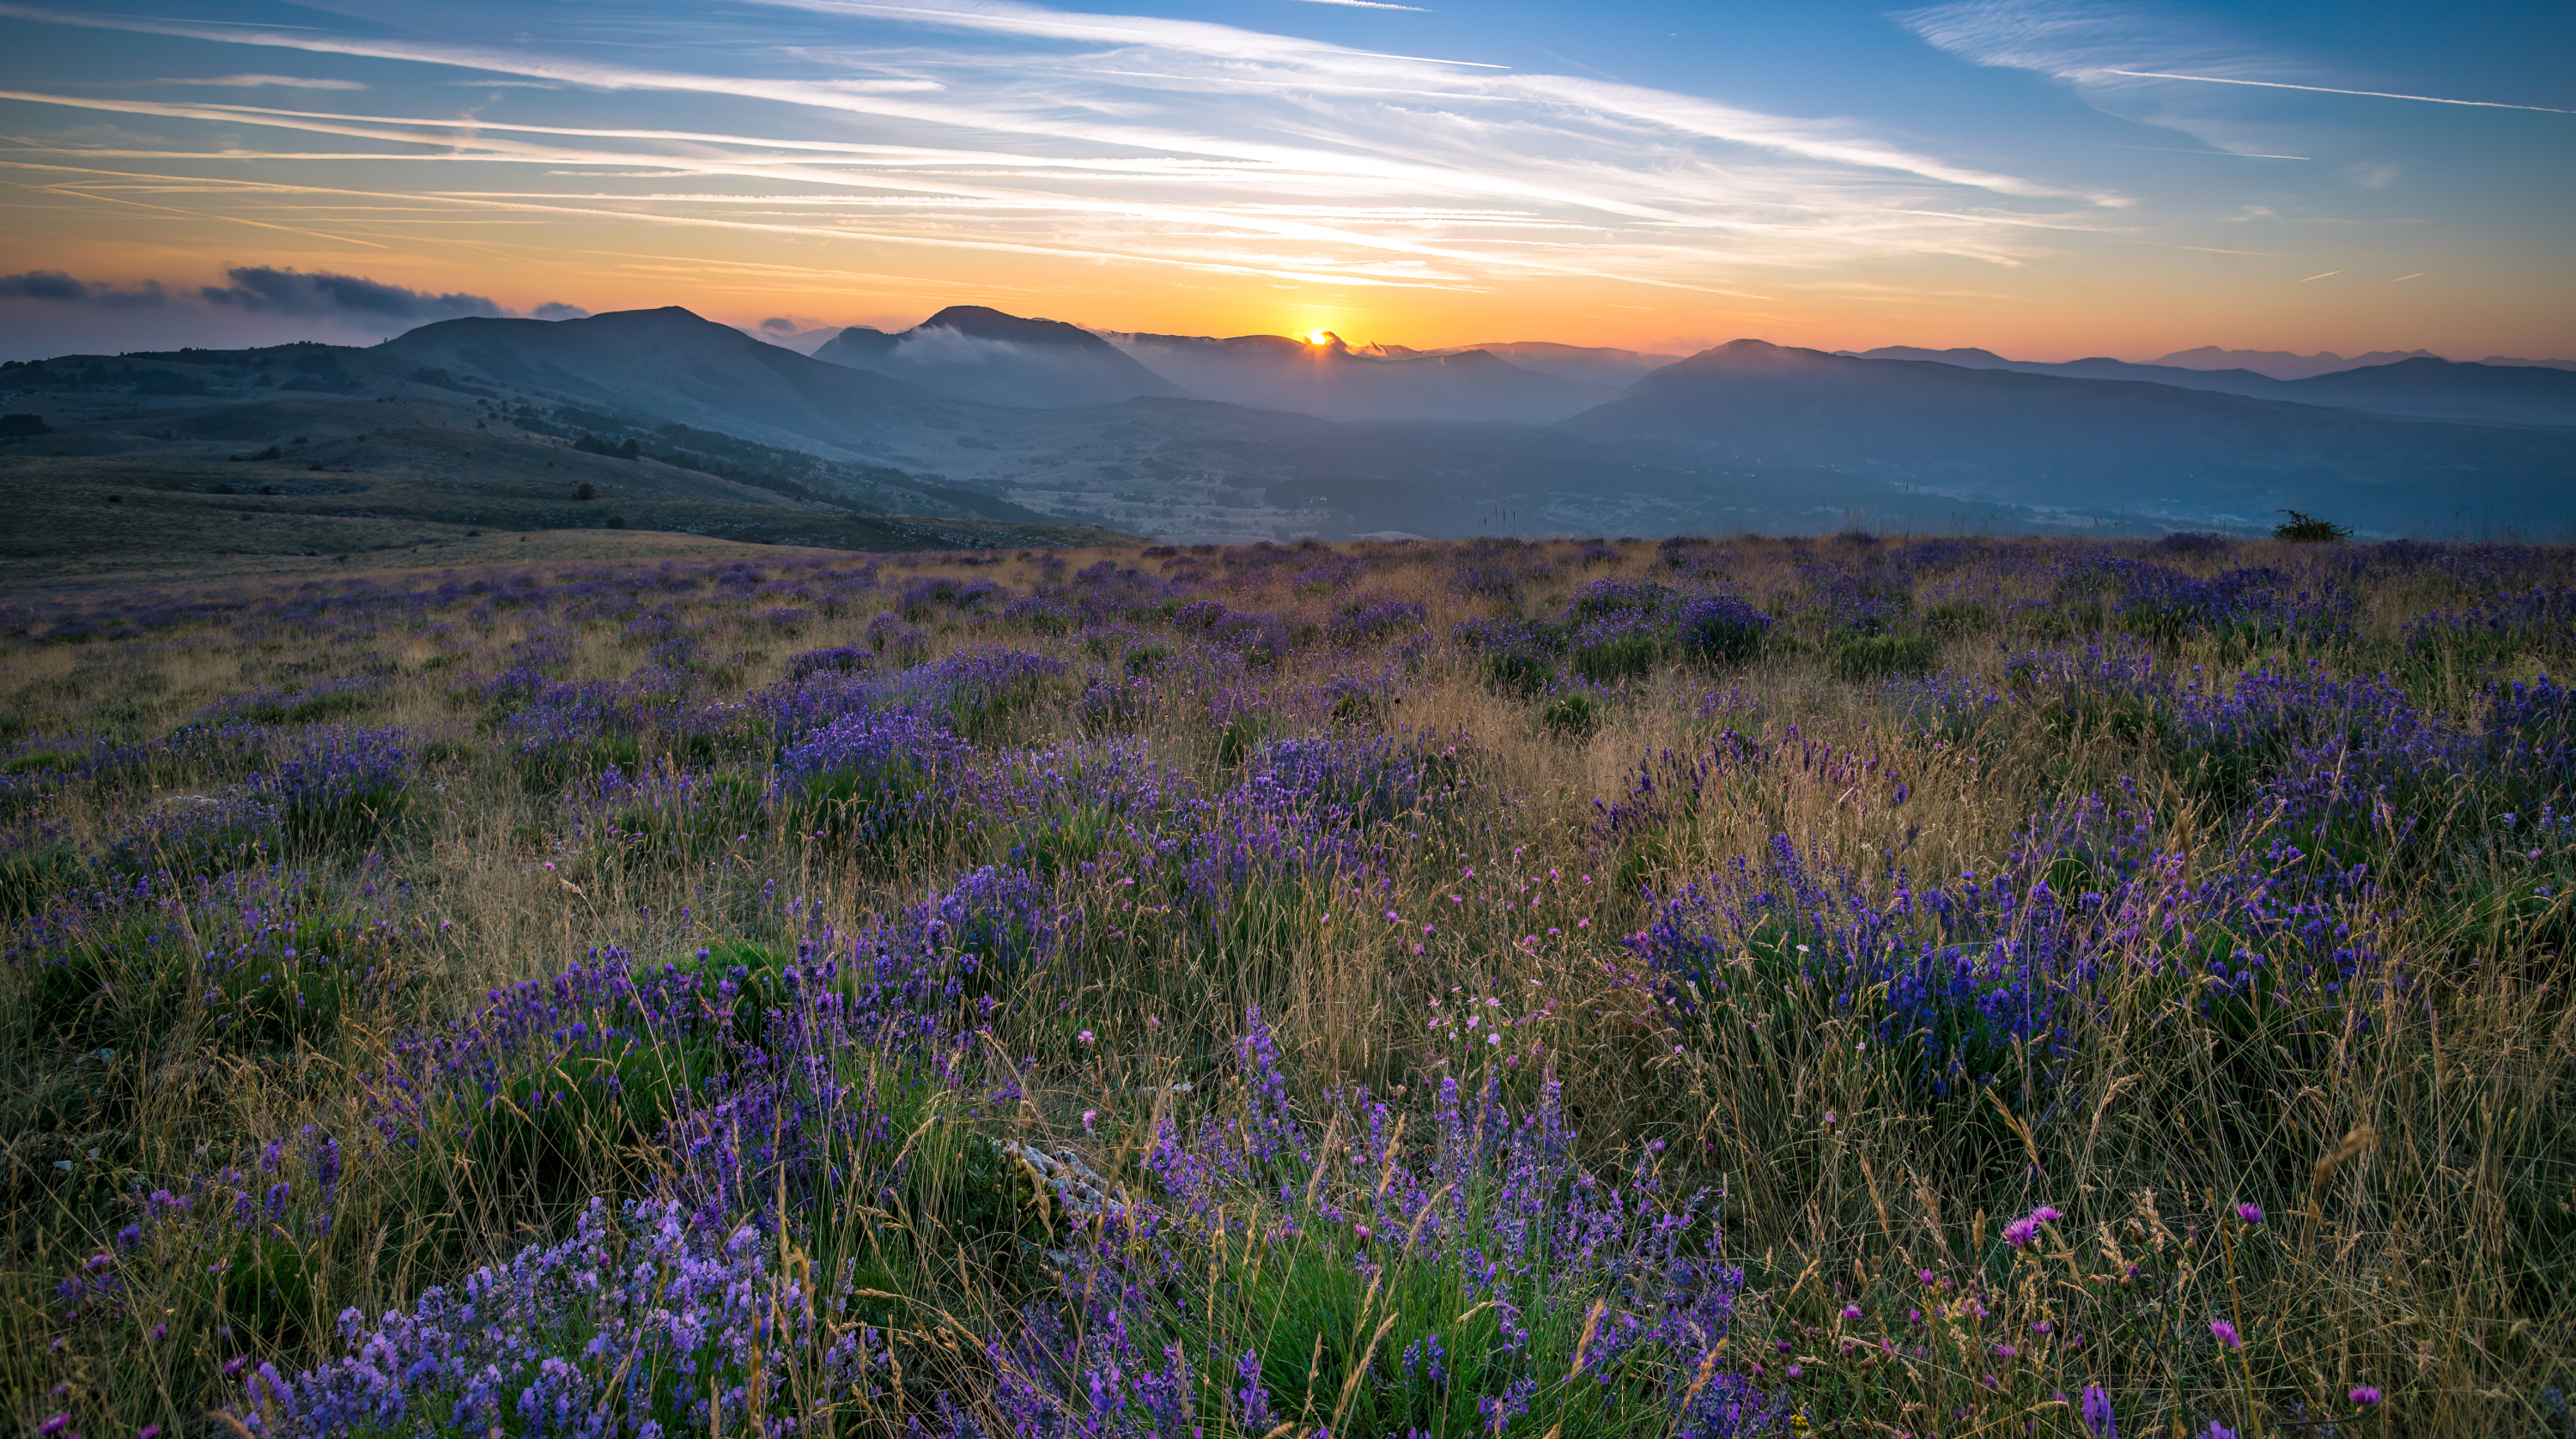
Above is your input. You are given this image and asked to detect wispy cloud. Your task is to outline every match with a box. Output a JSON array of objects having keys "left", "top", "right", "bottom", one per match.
[
  {"left": 99, "top": 74, "right": 370, "bottom": 90},
  {"left": 1894, "top": 0, "right": 2572, "bottom": 155},
  {"left": 0, "top": 0, "right": 2123, "bottom": 304},
  {"left": 2097, "top": 69, "right": 2576, "bottom": 115}
]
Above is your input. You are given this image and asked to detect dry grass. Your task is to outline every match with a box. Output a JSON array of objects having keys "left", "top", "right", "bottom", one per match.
[{"left": 3, "top": 533, "right": 2571, "bottom": 1436}]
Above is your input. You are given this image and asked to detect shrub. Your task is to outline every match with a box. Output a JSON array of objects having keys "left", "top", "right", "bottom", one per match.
[{"left": 2273, "top": 509, "right": 2352, "bottom": 542}]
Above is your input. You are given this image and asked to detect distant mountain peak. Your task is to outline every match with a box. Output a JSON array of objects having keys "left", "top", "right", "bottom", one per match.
[
  {"left": 1665, "top": 338, "right": 1845, "bottom": 373},
  {"left": 1846, "top": 345, "right": 2014, "bottom": 369},
  {"left": 811, "top": 304, "right": 1180, "bottom": 408},
  {"left": 915, "top": 306, "right": 1109, "bottom": 350}
]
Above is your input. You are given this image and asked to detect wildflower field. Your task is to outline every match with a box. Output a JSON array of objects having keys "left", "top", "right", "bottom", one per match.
[{"left": 3, "top": 531, "right": 2571, "bottom": 1438}]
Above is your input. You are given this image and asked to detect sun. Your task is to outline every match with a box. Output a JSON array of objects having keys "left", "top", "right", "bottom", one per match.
[{"left": 1303, "top": 330, "right": 1340, "bottom": 347}]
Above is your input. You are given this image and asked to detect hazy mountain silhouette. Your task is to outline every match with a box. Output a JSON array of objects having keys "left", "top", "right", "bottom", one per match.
[
  {"left": 1849, "top": 346, "right": 2576, "bottom": 427},
  {"left": 2152, "top": 346, "right": 2440, "bottom": 380},
  {"left": 812, "top": 306, "right": 1183, "bottom": 409},
  {"left": 1449, "top": 341, "right": 1685, "bottom": 388},
  {"left": 1571, "top": 339, "right": 2576, "bottom": 535},
  {"left": 1850, "top": 346, "right": 2293, "bottom": 399},
  {"left": 740, "top": 324, "right": 841, "bottom": 355}
]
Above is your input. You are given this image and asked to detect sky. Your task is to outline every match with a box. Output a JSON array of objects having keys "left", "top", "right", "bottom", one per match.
[{"left": 0, "top": 0, "right": 2569, "bottom": 361}]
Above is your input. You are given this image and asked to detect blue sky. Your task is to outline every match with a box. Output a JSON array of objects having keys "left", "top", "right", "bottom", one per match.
[{"left": 0, "top": 0, "right": 2568, "bottom": 359}]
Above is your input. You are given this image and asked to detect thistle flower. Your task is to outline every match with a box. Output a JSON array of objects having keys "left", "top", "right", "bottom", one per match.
[
  {"left": 2003, "top": 1205, "right": 2064, "bottom": 1248},
  {"left": 2210, "top": 1319, "right": 2243, "bottom": 1351}
]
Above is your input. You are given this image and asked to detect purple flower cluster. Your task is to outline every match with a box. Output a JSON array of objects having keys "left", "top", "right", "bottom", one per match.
[
  {"left": 1630, "top": 796, "right": 2382, "bottom": 1096},
  {"left": 1329, "top": 595, "right": 1428, "bottom": 642}
]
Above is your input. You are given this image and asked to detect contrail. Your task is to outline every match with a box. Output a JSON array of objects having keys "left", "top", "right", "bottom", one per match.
[
  {"left": 2098, "top": 70, "right": 2576, "bottom": 115},
  {"left": 2299, "top": 270, "right": 2341, "bottom": 282}
]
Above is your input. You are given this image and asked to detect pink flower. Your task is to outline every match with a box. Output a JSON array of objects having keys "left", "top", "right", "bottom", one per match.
[
  {"left": 2235, "top": 1202, "right": 2263, "bottom": 1225},
  {"left": 1840, "top": 1305, "right": 1862, "bottom": 1320},
  {"left": 2348, "top": 1387, "right": 2381, "bottom": 1406},
  {"left": 2003, "top": 1205, "right": 2062, "bottom": 1248},
  {"left": 2210, "top": 1320, "right": 2242, "bottom": 1351},
  {"left": 1077, "top": 1030, "right": 1095, "bottom": 1045}
]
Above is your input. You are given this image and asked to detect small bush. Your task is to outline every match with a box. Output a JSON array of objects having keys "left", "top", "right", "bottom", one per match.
[{"left": 2274, "top": 509, "right": 2352, "bottom": 543}]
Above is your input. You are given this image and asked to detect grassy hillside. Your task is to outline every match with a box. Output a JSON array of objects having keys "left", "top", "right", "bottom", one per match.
[
  {"left": 0, "top": 348, "right": 1132, "bottom": 585},
  {"left": 2, "top": 533, "right": 2571, "bottom": 1438}
]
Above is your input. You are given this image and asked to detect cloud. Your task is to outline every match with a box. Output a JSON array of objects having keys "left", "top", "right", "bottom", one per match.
[
  {"left": 0, "top": 0, "right": 2126, "bottom": 297},
  {"left": 1893, "top": 0, "right": 2576, "bottom": 154},
  {"left": 758, "top": 316, "right": 800, "bottom": 332},
  {"left": 2087, "top": 70, "right": 2576, "bottom": 116},
  {"left": 1893, "top": 0, "right": 2283, "bottom": 149},
  {"left": 199, "top": 266, "right": 507, "bottom": 320},
  {"left": 8, "top": 265, "right": 554, "bottom": 325},
  {"left": 116, "top": 74, "right": 369, "bottom": 90},
  {"left": 0, "top": 270, "right": 171, "bottom": 307}
]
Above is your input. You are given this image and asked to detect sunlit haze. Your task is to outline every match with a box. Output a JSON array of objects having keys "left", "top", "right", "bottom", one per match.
[{"left": 1, "top": 0, "right": 2568, "bottom": 361}]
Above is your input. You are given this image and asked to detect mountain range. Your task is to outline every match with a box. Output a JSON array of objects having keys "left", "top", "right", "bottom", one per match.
[
  {"left": 5, "top": 303, "right": 2573, "bottom": 552},
  {"left": 1844, "top": 346, "right": 2576, "bottom": 427}
]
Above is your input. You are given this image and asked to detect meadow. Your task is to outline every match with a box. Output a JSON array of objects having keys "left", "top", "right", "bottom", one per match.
[{"left": 2, "top": 531, "right": 2570, "bottom": 1438}]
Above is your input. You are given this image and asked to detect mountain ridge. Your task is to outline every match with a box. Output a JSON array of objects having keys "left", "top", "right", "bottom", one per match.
[
  {"left": 1842, "top": 343, "right": 2576, "bottom": 427},
  {"left": 1568, "top": 338, "right": 2576, "bottom": 536},
  {"left": 11, "top": 305, "right": 2573, "bottom": 546}
]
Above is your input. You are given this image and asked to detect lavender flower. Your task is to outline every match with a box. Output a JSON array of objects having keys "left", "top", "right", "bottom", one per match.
[{"left": 2082, "top": 1384, "right": 2117, "bottom": 1438}]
